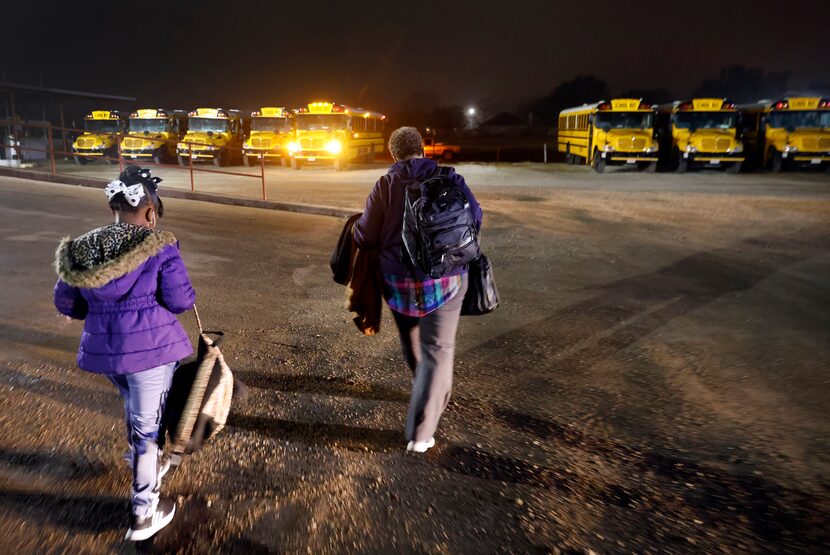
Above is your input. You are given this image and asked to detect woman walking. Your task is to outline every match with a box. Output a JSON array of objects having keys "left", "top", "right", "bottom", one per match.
[
  {"left": 53, "top": 165, "right": 195, "bottom": 541},
  {"left": 354, "top": 127, "right": 482, "bottom": 452}
]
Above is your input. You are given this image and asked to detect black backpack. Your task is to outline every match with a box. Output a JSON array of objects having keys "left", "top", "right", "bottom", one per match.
[{"left": 402, "top": 167, "right": 480, "bottom": 278}]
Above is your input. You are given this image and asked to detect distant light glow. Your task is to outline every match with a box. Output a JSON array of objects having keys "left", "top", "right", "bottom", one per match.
[{"left": 467, "top": 107, "right": 476, "bottom": 116}]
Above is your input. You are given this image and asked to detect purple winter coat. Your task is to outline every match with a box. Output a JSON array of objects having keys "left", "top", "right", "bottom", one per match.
[
  {"left": 53, "top": 223, "right": 195, "bottom": 374},
  {"left": 354, "top": 157, "right": 483, "bottom": 279}
]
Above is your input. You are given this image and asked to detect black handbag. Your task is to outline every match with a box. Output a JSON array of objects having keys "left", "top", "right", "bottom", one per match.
[{"left": 461, "top": 254, "right": 500, "bottom": 316}]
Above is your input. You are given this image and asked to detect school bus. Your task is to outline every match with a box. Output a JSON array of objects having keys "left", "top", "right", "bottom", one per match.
[
  {"left": 121, "top": 109, "right": 187, "bottom": 164},
  {"left": 72, "top": 110, "right": 128, "bottom": 165},
  {"left": 655, "top": 99, "right": 744, "bottom": 173},
  {"left": 177, "top": 108, "right": 245, "bottom": 167},
  {"left": 242, "top": 107, "right": 293, "bottom": 167},
  {"left": 558, "top": 99, "right": 658, "bottom": 173},
  {"left": 739, "top": 97, "right": 830, "bottom": 172},
  {"left": 288, "top": 102, "right": 386, "bottom": 170}
]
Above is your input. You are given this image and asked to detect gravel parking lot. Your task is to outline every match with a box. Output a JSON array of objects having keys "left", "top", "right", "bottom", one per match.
[{"left": 0, "top": 166, "right": 828, "bottom": 553}]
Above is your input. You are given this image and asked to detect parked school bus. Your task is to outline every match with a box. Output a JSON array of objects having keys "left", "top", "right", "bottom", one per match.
[
  {"left": 557, "top": 99, "right": 658, "bottom": 173},
  {"left": 72, "top": 110, "right": 127, "bottom": 165},
  {"left": 177, "top": 108, "right": 245, "bottom": 167},
  {"left": 242, "top": 107, "right": 293, "bottom": 167},
  {"left": 739, "top": 97, "right": 830, "bottom": 172},
  {"left": 122, "top": 109, "right": 187, "bottom": 164},
  {"left": 655, "top": 99, "right": 744, "bottom": 173},
  {"left": 288, "top": 102, "right": 386, "bottom": 170}
]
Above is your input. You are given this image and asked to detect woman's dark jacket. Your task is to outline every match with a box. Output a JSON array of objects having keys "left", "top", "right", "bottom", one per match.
[{"left": 353, "top": 157, "right": 482, "bottom": 279}]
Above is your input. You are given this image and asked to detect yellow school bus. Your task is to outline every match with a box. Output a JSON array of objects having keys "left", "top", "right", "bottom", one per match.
[
  {"left": 242, "top": 107, "right": 293, "bottom": 167},
  {"left": 121, "top": 109, "right": 187, "bottom": 164},
  {"left": 177, "top": 108, "right": 245, "bottom": 167},
  {"left": 72, "top": 110, "right": 127, "bottom": 165},
  {"left": 655, "top": 99, "right": 744, "bottom": 173},
  {"left": 739, "top": 97, "right": 830, "bottom": 172},
  {"left": 288, "top": 102, "right": 386, "bottom": 170},
  {"left": 558, "top": 99, "right": 659, "bottom": 173}
]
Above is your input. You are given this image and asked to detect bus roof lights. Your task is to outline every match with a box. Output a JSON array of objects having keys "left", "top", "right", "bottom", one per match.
[
  {"left": 598, "top": 102, "right": 612, "bottom": 110},
  {"left": 774, "top": 100, "right": 789, "bottom": 110},
  {"left": 640, "top": 103, "right": 652, "bottom": 110},
  {"left": 678, "top": 102, "right": 693, "bottom": 111}
]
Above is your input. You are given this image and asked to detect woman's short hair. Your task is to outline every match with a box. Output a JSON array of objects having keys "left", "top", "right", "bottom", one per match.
[{"left": 388, "top": 127, "right": 424, "bottom": 160}]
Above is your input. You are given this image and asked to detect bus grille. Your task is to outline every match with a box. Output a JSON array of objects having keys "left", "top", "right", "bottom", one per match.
[
  {"left": 123, "top": 138, "right": 145, "bottom": 148},
  {"left": 252, "top": 138, "right": 271, "bottom": 148},
  {"left": 803, "top": 138, "right": 818, "bottom": 151},
  {"left": 616, "top": 137, "right": 646, "bottom": 150},
  {"left": 300, "top": 138, "right": 324, "bottom": 149},
  {"left": 701, "top": 138, "right": 731, "bottom": 151},
  {"left": 78, "top": 138, "right": 95, "bottom": 148},
  {"left": 820, "top": 138, "right": 830, "bottom": 150}
]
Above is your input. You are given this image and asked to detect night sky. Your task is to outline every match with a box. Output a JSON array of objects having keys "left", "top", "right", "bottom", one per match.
[{"left": 4, "top": 0, "right": 828, "bottom": 113}]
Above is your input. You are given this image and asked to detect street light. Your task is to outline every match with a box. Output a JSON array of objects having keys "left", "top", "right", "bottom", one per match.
[{"left": 467, "top": 107, "right": 476, "bottom": 116}]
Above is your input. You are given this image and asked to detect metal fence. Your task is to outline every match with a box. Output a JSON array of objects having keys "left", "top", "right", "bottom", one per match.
[{"left": 0, "top": 119, "right": 271, "bottom": 200}]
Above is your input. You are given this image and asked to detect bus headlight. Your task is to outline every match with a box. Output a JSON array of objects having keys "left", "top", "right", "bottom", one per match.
[
  {"left": 288, "top": 141, "right": 300, "bottom": 154},
  {"left": 645, "top": 144, "right": 658, "bottom": 153},
  {"left": 326, "top": 140, "right": 342, "bottom": 154},
  {"left": 685, "top": 145, "right": 697, "bottom": 153},
  {"left": 784, "top": 145, "right": 798, "bottom": 153},
  {"left": 728, "top": 145, "right": 743, "bottom": 153},
  {"left": 602, "top": 145, "right": 615, "bottom": 152}
]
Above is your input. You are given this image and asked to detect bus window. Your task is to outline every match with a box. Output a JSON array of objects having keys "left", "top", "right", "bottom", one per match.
[
  {"left": 673, "top": 112, "right": 736, "bottom": 131},
  {"left": 594, "top": 112, "right": 653, "bottom": 130},
  {"left": 768, "top": 110, "right": 830, "bottom": 130}
]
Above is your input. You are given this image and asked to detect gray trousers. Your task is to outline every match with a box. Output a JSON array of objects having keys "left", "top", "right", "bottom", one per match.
[
  {"left": 108, "top": 362, "right": 176, "bottom": 517},
  {"left": 392, "top": 274, "right": 468, "bottom": 442}
]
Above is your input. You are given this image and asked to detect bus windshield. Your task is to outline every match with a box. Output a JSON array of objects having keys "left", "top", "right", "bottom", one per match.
[
  {"left": 84, "top": 120, "right": 120, "bottom": 134},
  {"left": 296, "top": 114, "right": 348, "bottom": 131},
  {"left": 252, "top": 117, "right": 292, "bottom": 132},
  {"left": 768, "top": 110, "right": 830, "bottom": 130},
  {"left": 129, "top": 119, "right": 167, "bottom": 133},
  {"left": 594, "top": 112, "right": 653, "bottom": 130},
  {"left": 674, "top": 112, "right": 736, "bottom": 130},
  {"left": 188, "top": 118, "right": 230, "bottom": 133}
]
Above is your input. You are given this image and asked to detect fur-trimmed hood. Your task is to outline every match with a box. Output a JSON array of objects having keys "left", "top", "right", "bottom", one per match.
[{"left": 55, "top": 223, "right": 177, "bottom": 289}]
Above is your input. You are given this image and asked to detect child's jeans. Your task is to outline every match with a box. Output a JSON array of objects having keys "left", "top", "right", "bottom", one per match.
[{"left": 108, "top": 362, "right": 176, "bottom": 518}]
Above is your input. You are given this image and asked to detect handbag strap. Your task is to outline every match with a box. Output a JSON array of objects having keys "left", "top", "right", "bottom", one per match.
[{"left": 193, "top": 304, "right": 204, "bottom": 335}]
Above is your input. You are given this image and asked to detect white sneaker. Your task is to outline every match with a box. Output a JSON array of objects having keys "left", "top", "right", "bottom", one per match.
[
  {"left": 406, "top": 437, "right": 436, "bottom": 453},
  {"left": 125, "top": 498, "right": 176, "bottom": 541}
]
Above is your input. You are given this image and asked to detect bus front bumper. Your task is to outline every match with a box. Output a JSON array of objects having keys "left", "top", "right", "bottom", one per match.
[
  {"left": 785, "top": 152, "right": 830, "bottom": 163},
  {"left": 604, "top": 152, "right": 658, "bottom": 163},
  {"left": 73, "top": 149, "right": 105, "bottom": 157},
  {"left": 244, "top": 149, "right": 285, "bottom": 158},
  {"left": 684, "top": 153, "right": 745, "bottom": 164},
  {"left": 292, "top": 151, "right": 337, "bottom": 161},
  {"left": 177, "top": 149, "right": 219, "bottom": 159}
]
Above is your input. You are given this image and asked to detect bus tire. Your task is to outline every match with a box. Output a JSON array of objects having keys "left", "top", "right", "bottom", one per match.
[
  {"left": 442, "top": 150, "right": 453, "bottom": 161},
  {"left": 152, "top": 148, "right": 165, "bottom": 165},
  {"left": 334, "top": 157, "right": 346, "bottom": 171},
  {"left": 104, "top": 147, "right": 118, "bottom": 165},
  {"left": 291, "top": 157, "right": 302, "bottom": 170},
  {"left": 592, "top": 153, "right": 606, "bottom": 173},
  {"left": 726, "top": 162, "right": 742, "bottom": 174},
  {"left": 280, "top": 156, "right": 289, "bottom": 167},
  {"left": 74, "top": 155, "right": 88, "bottom": 166},
  {"left": 213, "top": 151, "right": 227, "bottom": 167},
  {"left": 770, "top": 150, "right": 783, "bottom": 173},
  {"left": 366, "top": 147, "right": 375, "bottom": 164},
  {"left": 243, "top": 155, "right": 251, "bottom": 167},
  {"left": 642, "top": 161, "right": 657, "bottom": 173},
  {"left": 676, "top": 157, "right": 688, "bottom": 173},
  {"left": 177, "top": 155, "right": 187, "bottom": 167}
]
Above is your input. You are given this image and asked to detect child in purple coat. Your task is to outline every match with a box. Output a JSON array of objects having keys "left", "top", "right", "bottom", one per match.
[{"left": 53, "top": 165, "right": 195, "bottom": 541}]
